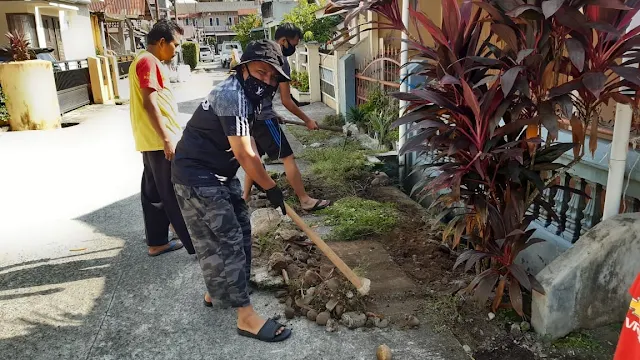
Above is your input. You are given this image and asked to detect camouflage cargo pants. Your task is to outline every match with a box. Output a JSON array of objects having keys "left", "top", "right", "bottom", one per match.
[{"left": 174, "top": 179, "right": 252, "bottom": 308}]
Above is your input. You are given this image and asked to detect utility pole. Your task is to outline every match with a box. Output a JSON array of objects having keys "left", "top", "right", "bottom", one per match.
[{"left": 155, "top": 0, "right": 161, "bottom": 21}]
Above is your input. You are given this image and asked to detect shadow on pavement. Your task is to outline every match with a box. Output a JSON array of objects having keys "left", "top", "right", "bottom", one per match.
[{"left": 0, "top": 194, "right": 149, "bottom": 359}]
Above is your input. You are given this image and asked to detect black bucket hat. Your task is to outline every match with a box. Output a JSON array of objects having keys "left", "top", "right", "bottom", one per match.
[{"left": 234, "top": 39, "right": 290, "bottom": 82}]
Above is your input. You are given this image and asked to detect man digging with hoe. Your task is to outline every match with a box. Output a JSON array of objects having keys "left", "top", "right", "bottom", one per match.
[{"left": 171, "top": 40, "right": 292, "bottom": 342}]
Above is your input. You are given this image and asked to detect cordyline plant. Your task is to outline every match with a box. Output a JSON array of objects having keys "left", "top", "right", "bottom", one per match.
[
  {"left": 4, "top": 30, "right": 31, "bottom": 61},
  {"left": 326, "top": 0, "right": 640, "bottom": 317}
]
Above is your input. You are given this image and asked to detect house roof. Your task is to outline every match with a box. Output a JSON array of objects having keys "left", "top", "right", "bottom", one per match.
[
  {"left": 238, "top": 8, "right": 257, "bottom": 16},
  {"left": 89, "top": 0, "right": 150, "bottom": 19}
]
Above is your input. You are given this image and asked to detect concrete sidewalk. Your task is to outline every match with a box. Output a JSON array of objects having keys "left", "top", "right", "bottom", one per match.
[{"left": 0, "top": 70, "right": 467, "bottom": 360}]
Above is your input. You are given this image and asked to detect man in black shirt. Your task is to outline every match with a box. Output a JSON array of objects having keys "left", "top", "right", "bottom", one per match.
[
  {"left": 172, "top": 40, "right": 291, "bottom": 342},
  {"left": 243, "top": 23, "right": 331, "bottom": 212}
]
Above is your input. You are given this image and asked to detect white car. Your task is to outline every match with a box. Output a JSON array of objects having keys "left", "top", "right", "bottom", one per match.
[
  {"left": 220, "top": 42, "right": 242, "bottom": 68},
  {"left": 200, "top": 46, "right": 214, "bottom": 62}
]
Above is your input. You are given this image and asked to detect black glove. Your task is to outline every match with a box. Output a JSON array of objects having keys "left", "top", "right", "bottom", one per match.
[{"left": 265, "top": 186, "right": 286, "bottom": 215}]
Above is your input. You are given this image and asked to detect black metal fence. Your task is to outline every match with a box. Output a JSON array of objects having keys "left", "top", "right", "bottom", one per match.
[
  {"left": 53, "top": 59, "right": 92, "bottom": 114},
  {"left": 117, "top": 55, "right": 134, "bottom": 78}
]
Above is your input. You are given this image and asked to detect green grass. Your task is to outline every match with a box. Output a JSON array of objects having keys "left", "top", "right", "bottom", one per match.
[
  {"left": 300, "top": 142, "right": 371, "bottom": 190},
  {"left": 553, "top": 332, "right": 602, "bottom": 352},
  {"left": 286, "top": 125, "right": 334, "bottom": 145},
  {"left": 318, "top": 197, "right": 398, "bottom": 241}
]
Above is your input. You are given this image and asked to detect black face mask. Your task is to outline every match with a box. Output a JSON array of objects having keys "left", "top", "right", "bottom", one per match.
[
  {"left": 240, "top": 66, "right": 277, "bottom": 108},
  {"left": 282, "top": 39, "right": 296, "bottom": 57}
]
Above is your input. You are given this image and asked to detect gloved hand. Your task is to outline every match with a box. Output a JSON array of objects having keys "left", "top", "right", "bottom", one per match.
[{"left": 265, "top": 185, "right": 286, "bottom": 215}]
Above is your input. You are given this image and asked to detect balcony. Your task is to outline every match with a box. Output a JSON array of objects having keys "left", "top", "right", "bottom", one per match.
[{"left": 202, "top": 25, "right": 234, "bottom": 33}]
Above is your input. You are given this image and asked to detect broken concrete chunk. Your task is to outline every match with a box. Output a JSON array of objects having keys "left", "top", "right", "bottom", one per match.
[
  {"left": 286, "top": 263, "right": 303, "bottom": 280},
  {"left": 374, "top": 317, "right": 389, "bottom": 328},
  {"left": 326, "top": 298, "right": 339, "bottom": 311},
  {"left": 325, "top": 318, "right": 339, "bottom": 332},
  {"left": 250, "top": 265, "right": 285, "bottom": 288},
  {"left": 275, "top": 228, "right": 304, "bottom": 242},
  {"left": 340, "top": 312, "right": 367, "bottom": 329},
  {"left": 303, "top": 270, "right": 322, "bottom": 286},
  {"left": 267, "top": 252, "right": 288, "bottom": 272},
  {"left": 250, "top": 208, "right": 282, "bottom": 236}
]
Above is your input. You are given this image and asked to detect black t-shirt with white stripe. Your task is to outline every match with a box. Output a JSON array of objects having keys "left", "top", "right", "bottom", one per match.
[{"left": 172, "top": 75, "right": 255, "bottom": 187}]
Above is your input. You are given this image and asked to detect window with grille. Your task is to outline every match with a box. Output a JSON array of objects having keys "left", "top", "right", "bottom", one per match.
[{"left": 320, "top": 67, "right": 335, "bottom": 98}]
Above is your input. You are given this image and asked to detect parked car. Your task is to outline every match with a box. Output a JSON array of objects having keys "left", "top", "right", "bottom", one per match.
[
  {"left": 0, "top": 47, "right": 58, "bottom": 65},
  {"left": 200, "top": 46, "right": 214, "bottom": 62},
  {"left": 220, "top": 41, "right": 242, "bottom": 68}
]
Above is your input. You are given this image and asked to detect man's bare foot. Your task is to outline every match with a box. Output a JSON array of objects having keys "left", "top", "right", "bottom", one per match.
[
  {"left": 300, "top": 197, "right": 332, "bottom": 211},
  {"left": 204, "top": 292, "right": 211, "bottom": 303},
  {"left": 237, "top": 307, "right": 284, "bottom": 336}
]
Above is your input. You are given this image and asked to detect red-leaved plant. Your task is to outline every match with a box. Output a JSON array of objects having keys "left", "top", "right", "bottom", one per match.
[
  {"left": 4, "top": 30, "right": 31, "bottom": 62},
  {"left": 326, "top": 0, "right": 640, "bottom": 316}
]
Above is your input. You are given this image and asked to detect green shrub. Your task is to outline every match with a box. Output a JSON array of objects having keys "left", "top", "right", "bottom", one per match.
[
  {"left": 290, "top": 69, "right": 310, "bottom": 92},
  {"left": 359, "top": 87, "right": 399, "bottom": 149},
  {"left": 346, "top": 106, "right": 369, "bottom": 131},
  {"left": 323, "top": 113, "right": 345, "bottom": 127},
  {"left": 0, "top": 85, "right": 9, "bottom": 126},
  {"left": 182, "top": 42, "right": 199, "bottom": 70},
  {"left": 319, "top": 197, "right": 398, "bottom": 241}
]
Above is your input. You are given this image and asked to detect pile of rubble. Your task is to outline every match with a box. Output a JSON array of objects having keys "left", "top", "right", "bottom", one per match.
[{"left": 249, "top": 207, "right": 389, "bottom": 332}]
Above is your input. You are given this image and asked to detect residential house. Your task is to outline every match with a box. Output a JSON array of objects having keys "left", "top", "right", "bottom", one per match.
[
  {"left": 260, "top": 0, "right": 297, "bottom": 40},
  {"left": 88, "top": 0, "right": 154, "bottom": 56},
  {"left": 0, "top": 0, "right": 97, "bottom": 61},
  {"left": 176, "top": 1, "right": 260, "bottom": 47}
]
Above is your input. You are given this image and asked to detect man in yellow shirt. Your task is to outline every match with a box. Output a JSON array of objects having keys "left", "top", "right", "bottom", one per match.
[{"left": 128, "top": 19, "right": 194, "bottom": 256}]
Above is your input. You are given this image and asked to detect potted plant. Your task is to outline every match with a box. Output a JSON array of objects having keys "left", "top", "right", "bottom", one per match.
[
  {"left": 290, "top": 69, "right": 312, "bottom": 103},
  {"left": 0, "top": 30, "right": 61, "bottom": 131}
]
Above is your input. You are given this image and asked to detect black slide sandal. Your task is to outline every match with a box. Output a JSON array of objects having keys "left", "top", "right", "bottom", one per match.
[{"left": 237, "top": 318, "right": 292, "bottom": 343}]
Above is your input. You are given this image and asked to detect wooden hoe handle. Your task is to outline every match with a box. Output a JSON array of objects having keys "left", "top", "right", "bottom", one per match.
[{"left": 284, "top": 203, "right": 371, "bottom": 295}]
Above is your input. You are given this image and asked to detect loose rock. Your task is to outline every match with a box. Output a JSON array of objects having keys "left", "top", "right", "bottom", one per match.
[
  {"left": 316, "top": 311, "right": 331, "bottom": 326},
  {"left": 275, "top": 228, "right": 303, "bottom": 242},
  {"left": 325, "top": 318, "right": 339, "bottom": 332},
  {"left": 406, "top": 315, "right": 420, "bottom": 328},
  {"left": 326, "top": 278, "right": 340, "bottom": 292},
  {"left": 366, "top": 317, "right": 375, "bottom": 328},
  {"left": 340, "top": 312, "right": 367, "bottom": 329},
  {"left": 275, "top": 290, "right": 288, "bottom": 298},
  {"left": 268, "top": 252, "right": 288, "bottom": 272},
  {"left": 307, "top": 310, "right": 318, "bottom": 321},
  {"left": 463, "top": 345, "right": 472, "bottom": 353},
  {"left": 248, "top": 199, "right": 270, "bottom": 209},
  {"left": 250, "top": 266, "right": 285, "bottom": 288},
  {"left": 520, "top": 321, "right": 531, "bottom": 332},
  {"left": 293, "top": 250, "right": 310, "bottom": 262},
  {"left": 346, "top": 291, "right": 354, "bottom": 299},
  {"left": 374, "top": 318, "right": 389, "bottom": 328},
  {"left": 510, "top": 323, "right": 522, "bottom": 336},
  {"left": 488, "top": 312, "right": 496, "bottom": 321},
  {"left": 319, "top": 264, "right": 335, "bottom": 279},
  {"left": 310, "top": 142, "right": 322, "bottom": 148},
  {"left": 286, "top": 263, "right": 303, "bottom": 280},
  {"left": 303, "top": 270, "right": 322, "bottom": 286},
  {"left": 334, "top": 304, "right": 344, "bottom": 317},
  {"left": 303, "top": 287, "right": 316, "bottom": 305},
  {"left": 284, "top": 307, "right": 295, "bottom": 319},
  {"left": 250, "top": 208, "right": 282, "bottom": 236},
  {"left": 326, "top": 298, "right": 339, "bottom": 311},
  {"left": 376, "top": 344, "right": 392, "bottom": 360}
]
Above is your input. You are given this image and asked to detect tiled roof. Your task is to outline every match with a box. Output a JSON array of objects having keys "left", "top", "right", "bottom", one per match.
[{"left": 89, "top": 0, "right": 149, "bottom": 18}]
